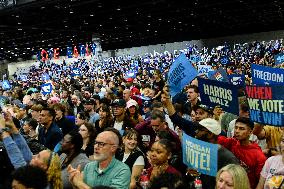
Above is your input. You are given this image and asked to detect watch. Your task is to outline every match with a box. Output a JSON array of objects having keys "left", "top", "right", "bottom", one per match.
[{"left": 0, "top": 128, "right": 10, "bottom": 135}]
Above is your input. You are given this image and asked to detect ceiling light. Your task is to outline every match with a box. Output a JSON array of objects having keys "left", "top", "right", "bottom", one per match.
[
  {"left": 70, "top": 11, "right": 74, "bottom": 14},
  {"left": 18, "top": 28, "right": 22, "bottom": 31},
  {"left": 116, "top": 8, "right": 121, "bottom": 11},
  {"left": 90, "top": 14, "right": 94, "bottom": 17}
]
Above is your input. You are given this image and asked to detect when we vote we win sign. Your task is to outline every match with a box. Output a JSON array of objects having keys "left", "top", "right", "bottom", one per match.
[{"left": 245, "top": 85, "right": 284, "bottom": 126}]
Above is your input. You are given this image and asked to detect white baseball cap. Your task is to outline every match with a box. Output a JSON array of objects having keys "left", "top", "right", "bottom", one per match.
[
  {"left": 126, "top": 99, "right": 138, "bottom": 108},
  {"left": 199, "top": 118, "right": 221, "bottom": 135}
]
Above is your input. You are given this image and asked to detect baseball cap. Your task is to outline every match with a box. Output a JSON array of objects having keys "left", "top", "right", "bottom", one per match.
[
  {"left": 83, "top": 99, "right": 95, "bottom": 105},
  {"left": 198, "top": 118, "right": 221, "bottom": 135},
  {"left": 111, "top": 99, "right": 126, "bottom": 107},
  {"left": 192, "top": 104, "right": 213, "bottom": 115},
  {"left": 126, "top": 99, "right": 138, "bottom": 108},
  {"left": 143, "top": 101, "right": 152, "bottom": 108},
  {"left": 125, "top": 78, "right": 133, "bottom": 82}
]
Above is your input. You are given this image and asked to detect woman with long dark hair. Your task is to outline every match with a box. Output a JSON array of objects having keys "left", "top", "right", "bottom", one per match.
[
  {"left": 116, "top": 129, "right": 145, "bottom": 189},
  {"left": 95, "top": 103, "right": 114, "bottom": 133}
]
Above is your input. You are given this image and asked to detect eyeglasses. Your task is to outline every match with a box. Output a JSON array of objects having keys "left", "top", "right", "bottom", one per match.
[{"left": 94, "top": 141, "right": 115, "bottom": 148}]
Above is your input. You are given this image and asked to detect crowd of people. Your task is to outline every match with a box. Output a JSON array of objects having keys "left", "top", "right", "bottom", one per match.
[{"left": 0, "top": 38, "right": 284, "bottom": 189}]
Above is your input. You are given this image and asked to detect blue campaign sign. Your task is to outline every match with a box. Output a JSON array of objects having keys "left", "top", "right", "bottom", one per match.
[
  {"left": 19, "top": 75, "right": 28, "bottom": 81},
  {"left": 245, "top": 85, "right": 284, "bottom": 126},
  {"left": 228, "top": 74, "right": 245, "bottom": 86},
  {"left": 197, "top": 65, "right": 214, "bottom": 76},
  {"left": 208, "top": 67, "right": 229, "bottom": 82},
  {"left": 0, "top": 95, "right": 9, "bottom": 108},
  {"left": 41, "top": 83, "right": 53, "bottom": 95},
  {"left": 274, "top": 53, "right": 284, "bottom": 65},
  {"left": 220, "top": 56, "right": 230, "bottom": 65},
  {"left": 168, "top": 53, "right": 198, "bottom": 97},
  {"left": 251, "top": 64, "right": 284, "bottom": 85},
  {"left": 189, "top": 55, "right": 201, "bottom": 64},
  {"left": 2, "top": 80, "right": 11, "bottom": 90},
  {"left": 71, "top": 68, "right": 81, "bottom": 76},
  {"left": 41, "top": 73, "right": 50, "bottom": 81},
  {"left": 125, "top": 71, "right": 136, "bottom": 78},
  {"left": 182, "top": 133, "right": 218, "bottom": 177},
  {"left": 198, "top": 78, "right": 239, "bottom": 115}
]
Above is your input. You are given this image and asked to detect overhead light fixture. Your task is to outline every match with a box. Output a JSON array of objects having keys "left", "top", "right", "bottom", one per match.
[
  {"left": 90, "top": 14, "right": 94, "bottom": 17},
  {"left": 70, "top": 11, "right": 74, "bottom": 14}
]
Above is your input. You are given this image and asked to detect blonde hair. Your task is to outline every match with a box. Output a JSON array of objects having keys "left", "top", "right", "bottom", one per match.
[
  {"left": 216, "top": 164, "right": 250, "bottom": 189},
  {"left": 45, "top": 151, "right": 63, "bottom": 189}
]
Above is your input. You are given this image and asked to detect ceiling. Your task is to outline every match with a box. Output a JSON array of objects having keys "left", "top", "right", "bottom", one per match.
[{"left": 0, "top": 0, "right": 284, "bottom": 61}]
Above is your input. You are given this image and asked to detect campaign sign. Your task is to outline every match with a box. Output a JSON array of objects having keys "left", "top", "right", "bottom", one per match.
[
  {"left": 0, "top": 96, "right": 9, "bottom": 108},
  {"left": 182, "top": 133, "right": 218, "bottom": 177},
  {"left": 71, "top": 68, "right": 81, "bottom": 76},
  {"left": 41, "top": 73, "right": 50, "bottom": 81},
  {"left": 251, "top": 64, "right": 284, "bottom": 85},
  {"left": 19, "top": 75, "right": 28, "bottom": 82},
  {"left": 41, "top": 83, "right": 52, "bottom": 95},
  {"left": 197, "top": 65, "right": 214, "bottom": 76},
  {"left": 220, "top": 56, "right": 230, "bottom": 65},
  {"left": 228, "top": 74, "right": 245, "bottom": 86},
  {"left": 189, "top": 55, "right": 201, "bottom": 64},
  {"left": 198, "top": 78, "right": 239, "bottom": 115},
  {"left": 2, "top": 80, "right": 11, "bottom": 90},
  {"left": 208, "top": 67, "right": 229, "bottom": 82},
  {"left": 245, "top": 85, "right": 284, "bottom": 126},
  {"left": 125, "top": 71, "right": 136, "bottom": 79},
  {"left": 274, "top": 53, "right": 284, "bottom": 65},
  {"left": 168, "top": 53, "right": 198, "bottom": 97}
]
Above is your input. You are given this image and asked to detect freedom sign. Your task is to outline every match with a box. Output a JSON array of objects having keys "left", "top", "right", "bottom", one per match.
[
  {"left": 198, "top": 78, "right": 239, "bottom": 115},
  {"left": 182, "top": 133, "right": 218, "bottom": 177},
  {"left": 168, "top": 53, "right": 198, "bottom": 97},
  {"left": 245, "top": 85, "right": 284, "bottom": 126},
  {"left": 251, "top": 64, "right": 284, "bottom": 85}
]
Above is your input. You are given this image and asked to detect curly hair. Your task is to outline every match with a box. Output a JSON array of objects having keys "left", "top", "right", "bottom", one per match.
[
  {"left": 45, "top": 151, "right": 63, "bottom": 189},
  {"left": 12, "top": 165, "right": 48, "bottom": 189}
]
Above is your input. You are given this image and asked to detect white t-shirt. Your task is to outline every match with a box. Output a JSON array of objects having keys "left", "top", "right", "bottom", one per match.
[
  {"left": 114, "top": 121, "right": 123, "bottom": 130},
  {"left": 122, "top": 153, "right": 145, "bottom": 166},
  {"left": 261, "top": 155, "right": 284, "bottom": 189}
]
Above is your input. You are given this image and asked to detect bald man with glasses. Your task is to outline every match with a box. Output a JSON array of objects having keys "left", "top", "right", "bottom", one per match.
[{"left": 68, "top": 131, "right": 131, "bottom": 189}]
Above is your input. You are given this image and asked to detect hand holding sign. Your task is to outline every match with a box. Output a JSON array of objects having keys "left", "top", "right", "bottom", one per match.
[{"left": 41, "top": 83, "right": 52, "bottom": 95}]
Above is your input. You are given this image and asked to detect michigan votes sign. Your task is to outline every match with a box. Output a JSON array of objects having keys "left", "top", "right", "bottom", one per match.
[
  {"left": 245, "top": 85, "right": 284, "bottom": 126},
  {"left": 182, "top": 133, "right": 218, "bottom": 177}
]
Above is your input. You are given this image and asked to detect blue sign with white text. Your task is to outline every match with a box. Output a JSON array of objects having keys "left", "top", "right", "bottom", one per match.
[
  {"left": 182, "top": 133, "right": 218, "bottom": 177},
  {"left": 251, "top": 64, "right": 284, "bottom": 85},
  {"left": 228, "top": 74, "right": 245, "bottom": 86},
  {"left": 208, "top": 67, "right": 229, "bottom": 82},
  {"left": 274, "top": 53, "right": 284, "bottom": 65},
  {"left": 19, "top": 75, "right": 28, "bottom": 82},
  {"left": 41, "top": 73, "right": 50, "bottom": 81},
  {"left": 197, "top": 65, "right": 214, "bottom": 76},
  {"left": 245, "top": 85, "right": 284, "bottom": 126},
  {"left": 71, "top": 68, "right": 81, "bottom": 76},
  {"left": 2, "top": 80, "right": 11, "bottom": 90},
  {"left": 168, "top": 53, "right": 198, "bottom": 97},
  {"left": 220, "top": 56, "right": 230, "bottom": 65},
  {"left": 198, "top": 78, "right": 239, "bottom": 115},
  {"left": 41, "top": 83, "right": 52, "bottom": 95}
]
